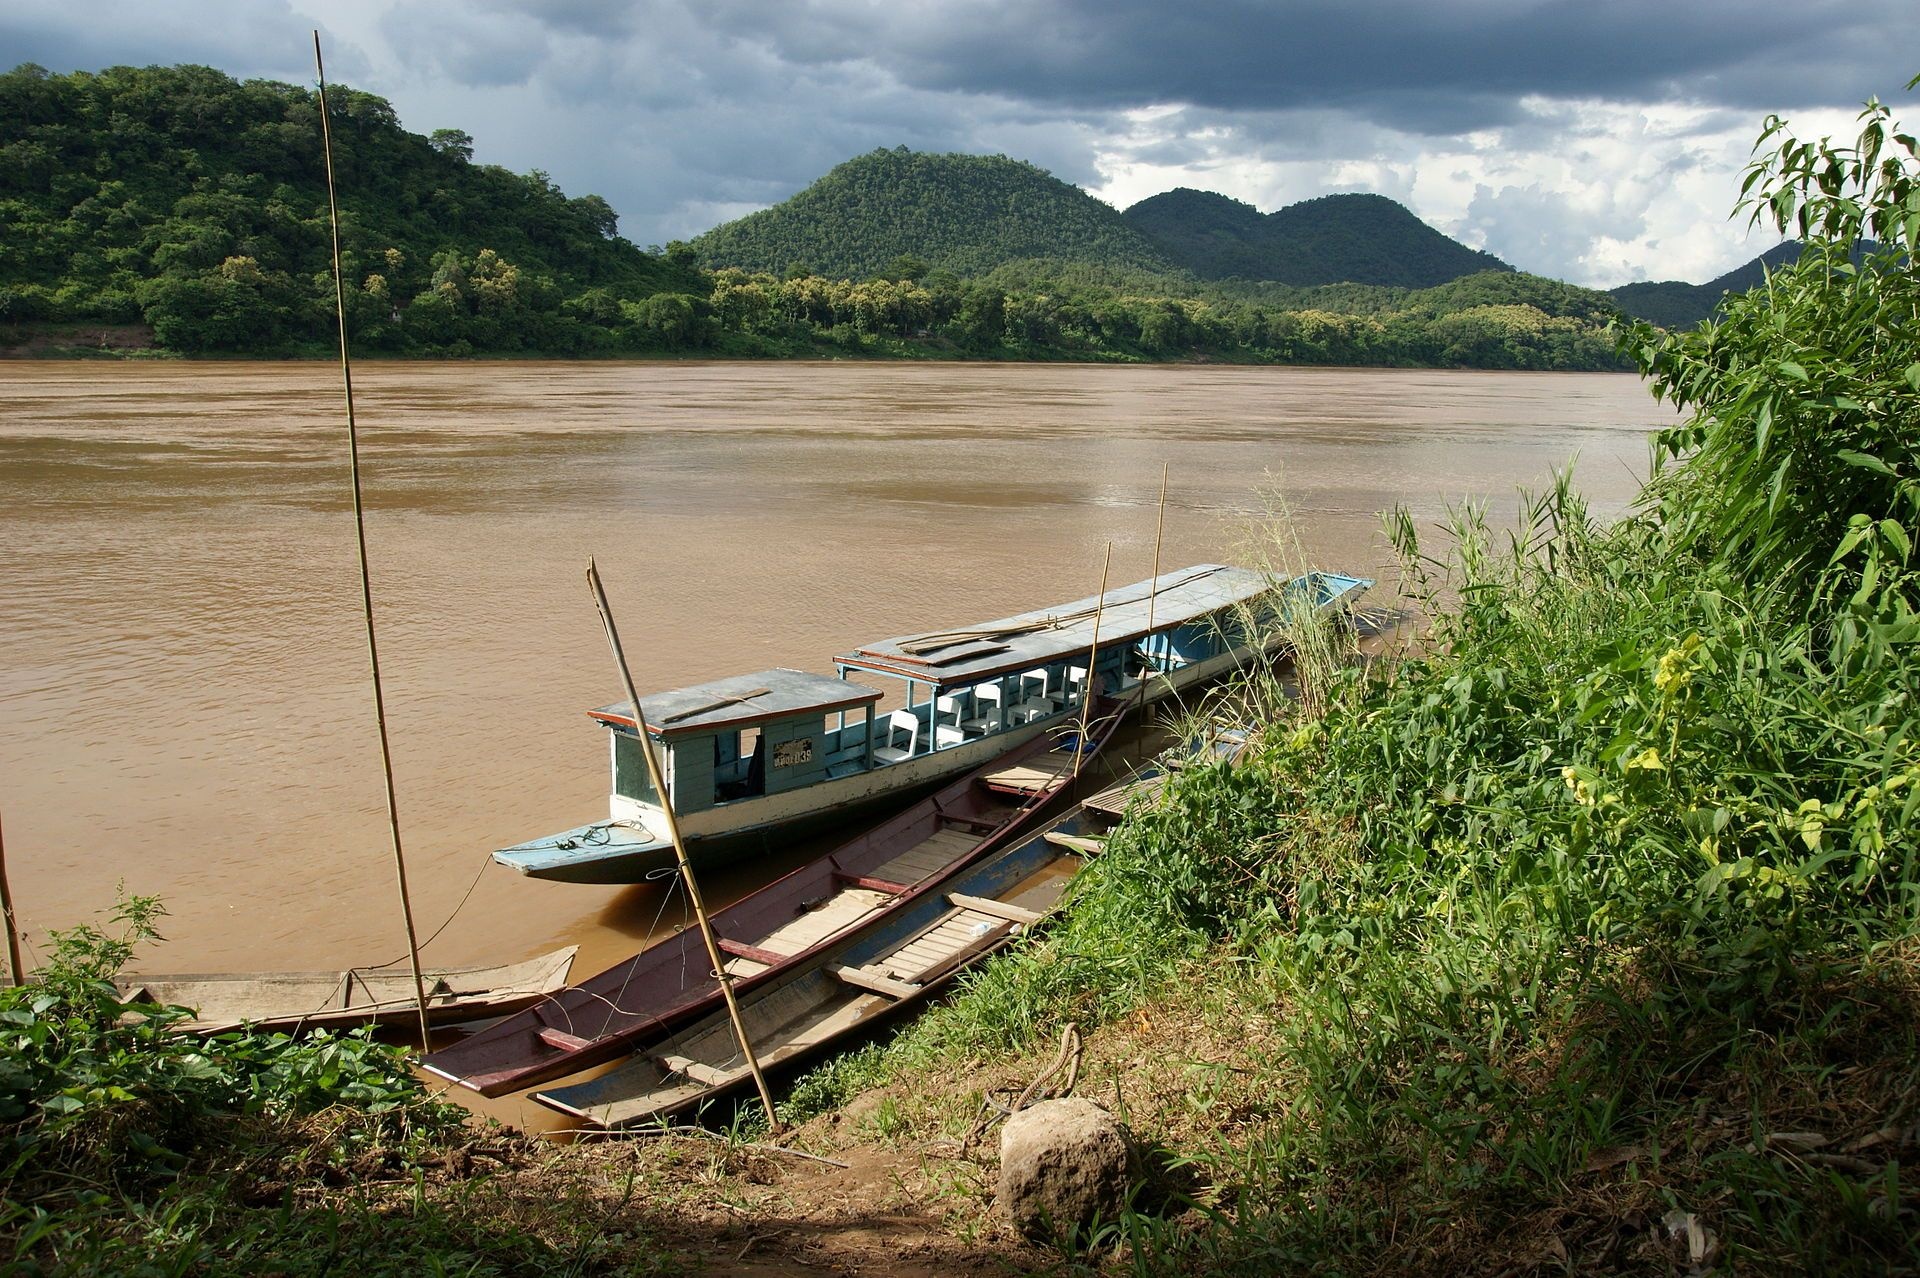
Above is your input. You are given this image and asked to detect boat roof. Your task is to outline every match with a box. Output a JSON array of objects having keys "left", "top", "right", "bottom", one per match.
[
  {"left": 835, "top": 564, "right": 1293, "bottom": 689},
  {"left": 589, "top": 668, "right": 882, "bottom": 739}
]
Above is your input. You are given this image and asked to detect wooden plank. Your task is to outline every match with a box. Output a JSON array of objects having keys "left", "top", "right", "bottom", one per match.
[
  {"left": 658, "top": 688, "right": 772, "bottom": 725},
  {"left": 537, "top": 1027, "right": 595, "bottom": 1052},
  {"left": 833, "top": 872, "right": 910, "bottom": 894},
  {"left": 990, "top": 752, "right": 1082, "bottom": 790},
  {"left": 1081, "top": 772, "right": 1170, "bottom": 818},
  {"left": 947, "top": 893, "right": 1043, "bottom": 924},
  {"left": 828, "top": 964, "right": 922, "bottom": 999},
  {"left": 755, "top": 888, "right": 890, "bottom": 955},
  {"left": 898, "top": 919, "right": 1015, "bottom": 984},
  {"left": 658, "top": 1054, "right": 733, "bottom": 1087},
  {"left": 716, "top": 937, "right": 787, "bottom": 967},
  {"left": 1043, "top": 831, "right": 1108, "bottom": 854}
]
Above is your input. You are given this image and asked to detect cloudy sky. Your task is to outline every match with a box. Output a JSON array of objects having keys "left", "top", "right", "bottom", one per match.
[{"left": 5, "top": 0, "right": 1913, "bottom": 287}]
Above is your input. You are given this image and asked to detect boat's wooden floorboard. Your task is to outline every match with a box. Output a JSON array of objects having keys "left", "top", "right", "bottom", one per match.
[
  {"left": 984, "top": 751, "right": 1077, "bottom": 794},
  {"left": 880, "top": 909, "right": 1001, "bottom": 979},
  {"left": 754, "top": 887, "right": 891, "bottom": 958},
  {"left": 872, "top": 828, "right": 976, "bottom": 883},
  {"left": 1082, "top": 770, "right": 1169, "bottom": 818}
]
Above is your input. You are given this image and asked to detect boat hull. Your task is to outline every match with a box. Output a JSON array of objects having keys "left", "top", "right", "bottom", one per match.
[
  {"left": 113, "top": 947, "right": 578, "bottom": 1036},
  {"left": 532, "top": 809, "right": 1104, "bottom": 1129},
  {"left": 422, "top": 727, "right": 1102, "bottom": 1096}
]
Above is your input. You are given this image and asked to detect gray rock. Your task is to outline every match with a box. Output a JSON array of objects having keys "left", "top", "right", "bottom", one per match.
[{"left": 996, "top": 1098, "right": 1135, "bottom": 1240}]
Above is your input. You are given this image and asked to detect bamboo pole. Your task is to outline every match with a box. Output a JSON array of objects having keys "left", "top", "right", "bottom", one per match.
[
  {"left": 1073, "top": 544, "right": 1114, "bottom": 765},
  {"left": 0, "top": 807, "right": 22, "bottom": 986},
  {"left": 314, "top": 32, "right": 432, "bottom": 1047},
  {"left": 1140, "top": 462, "right": 1169, "bottom": 697},
  {"left": 586, "top": 561, "right": 783, "bottom": 1132}
]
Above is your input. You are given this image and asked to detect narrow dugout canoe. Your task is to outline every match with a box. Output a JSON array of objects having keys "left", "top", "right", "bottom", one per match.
[
  {"left": 423, "top": 714, "right": 1114, "bottom": 1097},
  {"left": 533, "top": 806, "right": 1107, "bottom": 1129},
  {"left": 113, "top": 946, "right": 579, "bottom": 1035}
]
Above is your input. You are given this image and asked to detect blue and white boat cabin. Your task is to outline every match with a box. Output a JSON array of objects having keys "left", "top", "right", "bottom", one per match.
[{"left": 491, "top": 565, "right": 1369, "bottom": 883}]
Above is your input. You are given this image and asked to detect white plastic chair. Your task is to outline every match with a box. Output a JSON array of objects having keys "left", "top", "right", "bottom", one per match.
[
  {"left": 961, "top": 683, "right": 1003, "bottom": 735},
  {"left": 875, "top": 709, "right": 919, "bottom": 763},
  {"left": 934, "top": 695, "right": 966, "bottom": 748}
]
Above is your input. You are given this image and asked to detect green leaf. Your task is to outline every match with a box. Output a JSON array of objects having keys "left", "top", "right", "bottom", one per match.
[
  {"left": 1836, "top": 449, "right": 1896, "bottom": 475},
  {"left": 1777, "top": 360, "right": 1809, "bottom": 382},
  {"left": 1879, "top": 519, "right": 1911, "bottom": 560}
]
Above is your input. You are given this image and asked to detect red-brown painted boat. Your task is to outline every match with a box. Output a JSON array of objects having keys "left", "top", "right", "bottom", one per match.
[{"left": 421, "top": 710, "right": 1115, "bottom": 1097}]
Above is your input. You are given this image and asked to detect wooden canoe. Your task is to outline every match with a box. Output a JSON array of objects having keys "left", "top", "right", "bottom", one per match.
[
  {"left": 533, "top": 805, "right": 1106, "bottom": 1129},
  {"left": 422, "top": 709, "right": 1117, "bottom": 1097},
  {"left": 114, "top": 946, "right": 579, "bottom": 1036}
]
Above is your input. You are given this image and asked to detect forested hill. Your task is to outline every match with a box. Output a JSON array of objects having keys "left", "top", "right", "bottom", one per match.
[
  {"left": 692, "top": 147, "right": 1175, "bottom": 279},
  {"left": 0, "top": 65, "right": 1626, "bottom": 368},
  {"left": 1122, "top": 188, "right": 1513, "bottom": 287},
  {"left": 0, "top": 63, "right": 698, "bottom": 353},
  {"left": 1607, "top": 242, "right": 1803, "bottom": 328}
]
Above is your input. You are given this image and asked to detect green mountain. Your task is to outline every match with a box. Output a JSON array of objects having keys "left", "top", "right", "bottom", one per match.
[
  {"left": 0, "top": 62, "right": 696, "bottom": 353},
  {"left": 1122, "top": 188, "right": 1512, "bottom": 288},
  {"left": 693, "top": 147, "right": 1174, "bottom": 279},
  {"left": 1607, "top": 242, "right": 1804, "bottom": 328}
]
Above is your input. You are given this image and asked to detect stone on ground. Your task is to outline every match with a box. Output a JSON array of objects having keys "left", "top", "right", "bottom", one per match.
[{"left": 996, "top": 1098, "right": 1133, "bottom": 1240}]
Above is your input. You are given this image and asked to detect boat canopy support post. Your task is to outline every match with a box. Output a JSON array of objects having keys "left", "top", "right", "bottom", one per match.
[
  {"left": 586, "top": 560, "right": 783, "bottom": 1132},
  {"left": 315, "top": 31, "right": 431, "bottom": 1047}
]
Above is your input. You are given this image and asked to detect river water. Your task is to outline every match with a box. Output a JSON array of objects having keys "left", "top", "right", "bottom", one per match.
[{"left": 0, "top": 361, "right": 1672, "bottom": 984}]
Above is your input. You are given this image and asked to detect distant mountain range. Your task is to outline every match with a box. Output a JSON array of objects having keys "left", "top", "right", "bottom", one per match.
[
  {"left": 1120, "top": 188, "right": 1512, "bottom": 288},
  {"left": 694, "top": 149, "right": 1518, "bottom": 292},
  {"left": 696, "top": 148, "right": 1808, "bottom": 328}
]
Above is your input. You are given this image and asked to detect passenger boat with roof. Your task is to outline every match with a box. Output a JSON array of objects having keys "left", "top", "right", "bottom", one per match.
[{"left": 490, "top": 565, "right": 1369, "bottom": 884}]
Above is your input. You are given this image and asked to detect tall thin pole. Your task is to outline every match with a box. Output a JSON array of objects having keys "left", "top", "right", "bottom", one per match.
[
  {"left": 0, "top": 807, "right": 22, "bottom": 986},
  {"left": 314, "top": 32, "right": 431, "bottom": 1047},
  {"left": 587, "top": 561, "right": 783, "bottom": 1131},
  {"left": 1141, "top": 463, "right": 1169, "bottom": 697},
  {"left": 1074, "top": 544, "right": 1114, "bottom": 762}
]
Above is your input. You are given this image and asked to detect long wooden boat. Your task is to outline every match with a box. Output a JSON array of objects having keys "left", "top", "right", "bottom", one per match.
[
  {"left": 113, "top": 946, "right": 578, "bottom": 1036},
  {"left": 493, "top": 566, "right": 1369, "bottom": 884},
  {"left": 421, "top": 720, "right": 1112, "bottom": 1097},
  {"left": 532, "top": 805, "right": 1112, "bottom": 1129}
]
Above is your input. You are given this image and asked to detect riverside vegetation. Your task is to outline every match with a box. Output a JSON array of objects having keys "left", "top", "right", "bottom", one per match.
[{"left": 5, "top": 90, "right": 1918, "bottom": 1274}]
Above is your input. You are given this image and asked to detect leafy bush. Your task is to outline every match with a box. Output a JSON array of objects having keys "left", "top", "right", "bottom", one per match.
[{"left": 0, "top": 893, "right": 459, "bottom": 1197}]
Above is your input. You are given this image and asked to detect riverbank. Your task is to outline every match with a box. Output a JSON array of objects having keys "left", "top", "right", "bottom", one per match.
[{"left": 0, "top": 315, "right": 1633, "bottom": 371}]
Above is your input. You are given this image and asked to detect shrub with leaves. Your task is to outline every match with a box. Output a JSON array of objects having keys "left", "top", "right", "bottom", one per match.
[{"left": 0, "top": 894, "right": 459, "bottom": 1197}]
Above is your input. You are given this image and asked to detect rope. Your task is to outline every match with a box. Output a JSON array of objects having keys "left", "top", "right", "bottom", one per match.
[{"left": 942, "top": 1022, "right": 1084, "bottom": 1154}]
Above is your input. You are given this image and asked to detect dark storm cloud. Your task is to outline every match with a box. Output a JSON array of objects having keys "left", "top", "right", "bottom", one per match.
[
  {"left": 0, "top": 0, "right": 375, "bottom": 82},
  {"left": 691, "top": 0, "right": 1911, "bottom": 132}
]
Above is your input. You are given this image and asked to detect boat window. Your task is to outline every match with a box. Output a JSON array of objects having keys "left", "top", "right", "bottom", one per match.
[
  {"left": 715, "top": 729, "right": 766, "bottom": 803},
  {"left": 611, "top": 732, "right": 659, "bottom": 805}
]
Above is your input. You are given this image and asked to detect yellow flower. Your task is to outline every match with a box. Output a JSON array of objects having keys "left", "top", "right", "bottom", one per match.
[{"left": 1625, "top": 747, "right": 1665, "bottom": 771}]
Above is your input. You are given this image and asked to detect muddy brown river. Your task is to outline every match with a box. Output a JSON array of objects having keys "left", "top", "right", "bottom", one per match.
[{"left": 1, "top": 359, "right": 1672, "bottom": 1116}]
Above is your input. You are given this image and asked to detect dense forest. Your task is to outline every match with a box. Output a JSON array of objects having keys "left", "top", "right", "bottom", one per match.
[
  {"left": 0, "top": 62, "right": 712, "bottom": 355},
  {"left": 1121, "top": 188, "right": 1513, "bottom": 287},
  {"left": 0, "top": 62, "right": 1638, "bottom": 368}
]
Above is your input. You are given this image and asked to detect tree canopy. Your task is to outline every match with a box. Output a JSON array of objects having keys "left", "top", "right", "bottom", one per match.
[{"left": 0, "top": 62, "right": 695, "bottom": 354}]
